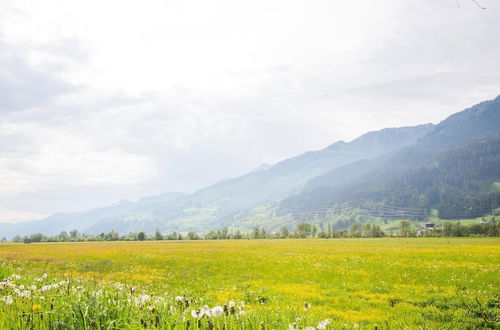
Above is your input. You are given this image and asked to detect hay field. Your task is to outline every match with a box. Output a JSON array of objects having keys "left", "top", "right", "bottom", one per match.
[{"left": 0, "top": 238, "right": 499, "bottom": 329}]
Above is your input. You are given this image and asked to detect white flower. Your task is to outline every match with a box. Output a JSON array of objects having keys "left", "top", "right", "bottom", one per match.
[
  {"left": 29, "top": 285, "right": 36, "bottom": 291},
  {"left": 10, "top": 275, "right": 21, "bottom": 280},
  {"left": 305, "top": 327, "right": 316, "bottom": 330},
  {"left": 175, "top": 296, "right": 184, "bottom": 302},
  {"left": 35, "top": 278, "right": 42, "bottom": 282},
  {"left": 353, "top": 324, "right": 359, "bottom": 328},
  {"left": 228, "top": 300, "right": 235, "bottom": 308},
  {"left": 41, "top": 285, "right": 51, "bottom": 292},
  {"left": 317, "top": 319, "right": 331, "bottom": 330},
  {"left": 238, "top": 310, "right": 246, "bottom": 316},
  {"left": 41, "top": 274, "right": 47, "bottom": 278},
  {"left": 19, "top": 285, "right": 25, "bottom": 290},
  {"left": 210, "top": 306, "right": 224, "bottom": 317},
  {"left": 4, "top": 296, "right": 13, "bottom": 305},
  {"left": 19, "top": 290, "right": 31, "bottom": 298},
  {"left": 191, "top": 308, "right": 204, "bottom": 319},
  {"left": 114, "top": 283, "right": 124, "bottom": 290}
]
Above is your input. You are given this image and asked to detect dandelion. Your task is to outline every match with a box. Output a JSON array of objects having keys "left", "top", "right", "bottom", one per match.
[
  {"left": 32, "top": 304, "right": 41, "bottom": 311},
  {"left": 2, "top": 296, "right": 13, "bottom": 305},
  {"left": 317, "top": 319, "right": 331, "bottom": 330},
  {"left": 41, "top": 274, "right": 47, "bottom": 278},
  {"left": 41, "top": 285, "right": 51, "bottom": 292},
  {"left": 353, "top": 324, "right": 359, "bottom": 328},
  {"left": 11, "top": 274, "right": 21, "bottom": 280},
  {"left": 175, "top": 296, "right": 184, "bottom": 302},
  {"left": 154, "top": 296, "right": 164, "bottom": 304},
  {"left": 35, "top": 278, "right": 42, "bottom": 282},
  {"left": 19, "top": 285, "right": 25, "bottom": 290},
  {"left": 134, "top": 294, "right": 151, "bottom": 306},
  {"left": 29, "top": 285, "right": 36, "bottom": 290},
  {"left": 305, "top": 327, "right": 316, "bottom": 330},
  {"left": 210, "top": 306, "right": 224, "bottom": 317},
  {"left": 191, "top": 308, "right": 204, "bottom": 319},
  {"left": 228, "top": 300, "right": 235, "bottom": 308},
  {"left": 114, "top": 282, "right": 125, "bottom": 290},
  {"left": 19, "top": 290, "right": 31, "bottom": 298}
]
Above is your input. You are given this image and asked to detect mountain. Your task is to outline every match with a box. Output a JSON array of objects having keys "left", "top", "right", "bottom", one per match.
[
  {"left": 0, "top": 124, "right": 434, "bottom": 237},
  {"left": 3, "top": 95, "right": 498, "bottom": 238},
  {"left": 278, "top": 95, "right": 500, "bottom": 225},
  {"left": 0, "top": 192, "right": 186, "bottom": 239},
  {"left": 81, "top": 123, "right": 432, "bottom": 235}
]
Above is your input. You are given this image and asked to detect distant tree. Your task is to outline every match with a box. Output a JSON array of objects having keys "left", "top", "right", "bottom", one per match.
[
  {"left": 12, "top": 235, "right": 22, "bottom": 243},
  {"left": 279, "top": 226, "right": 289, "bottom": 239},
  {"left": 220, "top": 227, "right": 229, "bottom": 239},
  {"left": 137, "top": 232, "right": 146, "bottom": 241},
  {"left": 69, "top": 229, "right": 79, "bottom": 241},
  {"left": 187, "top": 231, "right": 199, "bottom": 240},
  {"left": 29, "top": 233, "right": 45, "bottom": 242},
  {"left": 442, "top": 222, "right": 453, "bottom": 236},
  {"left": 105, "top": 231, "right": 119, "bottom": 241},
  {"left": 154, "top": 229, "right": 163, "bottom": 241},
  {"left": 362, "top": 224, "right": 372, "bottom": 237},
  {"left": 233, "top": 230, "right": 243, "bottom": 239},
  {"left": 296, "top": 223, "right": 314, "bottom": 238},
  {"left": 399, "top": 220, "right": 412, "bottom": 237},
  {"left": 58, "top": 231, "right": 69, "bottom": 242},
  {"left": 350, "top": 223, "right": 360, "bottom": 238}
]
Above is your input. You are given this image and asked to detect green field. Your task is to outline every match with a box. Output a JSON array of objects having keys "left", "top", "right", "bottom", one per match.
[{"left": 0, "top": 238, "right": 499, "bottom": 329}]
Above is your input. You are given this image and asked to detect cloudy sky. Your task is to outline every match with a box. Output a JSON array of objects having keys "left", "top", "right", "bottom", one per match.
[{"left": 1, "top": 0, "right": 499, "bottom": 222}]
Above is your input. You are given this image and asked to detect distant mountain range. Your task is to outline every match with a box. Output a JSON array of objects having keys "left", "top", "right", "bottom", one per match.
[{"left": 1, "top": 95, "right": 499, "bottom": 238}]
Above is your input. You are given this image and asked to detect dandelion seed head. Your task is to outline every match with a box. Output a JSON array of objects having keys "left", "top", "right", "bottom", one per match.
[{"left": 210, "top": 306, "right": 224, "bottom": 317}]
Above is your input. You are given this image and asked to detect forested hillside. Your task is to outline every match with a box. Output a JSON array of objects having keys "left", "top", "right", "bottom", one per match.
[{"left": 280, "top": 96, "right": 500, "bottom": 222}]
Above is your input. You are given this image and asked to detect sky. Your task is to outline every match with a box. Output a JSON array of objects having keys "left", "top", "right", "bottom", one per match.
[{"left": 0, "top": 0, "right": 499, "bottom": 223}]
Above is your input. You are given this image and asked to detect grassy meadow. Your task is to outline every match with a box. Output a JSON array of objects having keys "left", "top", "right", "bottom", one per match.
[{"left": 0, "top": 238, "right": 499, "bottom": 329}]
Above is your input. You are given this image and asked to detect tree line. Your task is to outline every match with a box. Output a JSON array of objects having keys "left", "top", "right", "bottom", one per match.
[{"left": 5, "top": 218, "right": 499, "bottom": 243}]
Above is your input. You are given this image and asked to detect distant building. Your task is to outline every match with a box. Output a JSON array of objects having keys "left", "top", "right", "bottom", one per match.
[{"left": 417, "top": 222, "right": 442, "bottom": 235}]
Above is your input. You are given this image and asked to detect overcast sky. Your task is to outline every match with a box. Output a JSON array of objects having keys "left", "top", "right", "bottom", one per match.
[{"left": 1, "top": 0, "right": 499, "bottom": 222}]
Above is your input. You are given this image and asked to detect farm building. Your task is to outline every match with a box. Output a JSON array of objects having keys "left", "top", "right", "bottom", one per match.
[{"left": 417, "top": 222, "right": 442, "bottom": 235}]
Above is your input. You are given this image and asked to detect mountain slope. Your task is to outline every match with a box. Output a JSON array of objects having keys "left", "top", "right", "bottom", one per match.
[
  {"left": 84, "top": 123, "right": 433, "bottom": 234},
  {"left": 279, "top": 95, "right": 500, "bottom": 223}
]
